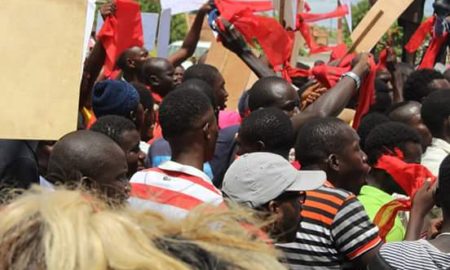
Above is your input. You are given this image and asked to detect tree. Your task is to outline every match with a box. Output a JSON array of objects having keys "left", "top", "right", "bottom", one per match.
[{"left": 137, "top": 0, "right": 188, "bottom": 42}]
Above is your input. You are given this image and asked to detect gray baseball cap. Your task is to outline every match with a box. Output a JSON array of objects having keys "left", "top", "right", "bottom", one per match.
[{"left": 222, "top": 152, "right": 326, "bottom": 208}]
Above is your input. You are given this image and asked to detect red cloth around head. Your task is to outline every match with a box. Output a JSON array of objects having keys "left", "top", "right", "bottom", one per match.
[
  {"left": 97, "top": 0, "right": 144, "bottom": 77},
  {"left": 372, "top": 152, "right": 436, "bottom": 241}
]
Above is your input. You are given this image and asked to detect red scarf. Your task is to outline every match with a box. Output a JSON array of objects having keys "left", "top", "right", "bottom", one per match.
[
  {"left": 97, "top": 0, "right": 144, "bottom": 78},
  {"left": 372, "top": 151, "right": 436, "bottom": 241},
  {"left": 404, "top": 16, "right": 448, "bottom": 69}
]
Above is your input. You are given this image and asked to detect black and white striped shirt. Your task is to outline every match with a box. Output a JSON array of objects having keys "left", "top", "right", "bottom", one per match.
[{"left": 380, "top": 239, "right": 450, "bottom": 270}]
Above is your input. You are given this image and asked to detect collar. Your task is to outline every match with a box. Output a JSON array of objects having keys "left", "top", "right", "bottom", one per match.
[
  {"left": 158, "top": 161, "right": 212, "bottom": 183},
  {"left": 431, "top": 138, "right": 450, "bottom": 153},
  {"left": 359, "top": 185, "right": 394, "bottom": 203}
]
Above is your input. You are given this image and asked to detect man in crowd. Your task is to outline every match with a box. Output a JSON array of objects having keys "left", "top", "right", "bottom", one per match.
[
  {"left": 421, "top": 89, "right": 450, "bottom": 175},
  {"left": 222, "top": 152, "right": 325, "bottom": 243},
  {"left": 46, "top": 130, "right": 130, "bottom": 204},
  {"left": 403, "top": 69, "right": 450, "bottom": 102},
  {"left": 129, "top": 87, "right": 223, "bottom": 219},
  {"left": 359, "top": 122, "right": 423, "bottom": 242},
  {"left": 91, "top": 115, "right": 146, "bottom": 178},
  {"left": 278, "top": 117, "right": 381, "bottom": 269}
]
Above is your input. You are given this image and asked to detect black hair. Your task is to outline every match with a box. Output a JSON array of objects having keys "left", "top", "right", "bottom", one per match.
[
  {"left": 364, "top": 122, "right": 421, "bottom": 165},
  {"left": 357, "top": 112, "right": 391, "bottom": 150},
  {"left": 295, "top": 117, "right": 350, "bottom": 167},
  {"left": 421, "top": 89, "right": 450, "bottom": 136},
  {"left": 438, "top": 154, "right": 450, "bottom": 211},
  {"left": 90, "top": 115, "right": 137, "bottom": 146},
  {"left": 182, "top": 64, "right": 221, "bottom": 87},
  {"left": 131, "top": 82, "right": 154, "bottom": 111},
  {"left": 177, "top": 79, "right": 217, "bottom": 110},
  {"left": 403, "top": 69, "right": 445, "bottom": 102},
  {"left": 239, "top": 108, "right": 294, "bottom": 157},
  {"left": 159, "top": 87, "right": 212, "bottom": 139},
  {"left": 247, "top": 76, "right": 290, "bottom": 111}
]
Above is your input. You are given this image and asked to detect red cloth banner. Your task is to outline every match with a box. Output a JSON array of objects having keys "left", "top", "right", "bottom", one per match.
[{"left": 97, "top": 0, "right": 144, "bottom": 78}]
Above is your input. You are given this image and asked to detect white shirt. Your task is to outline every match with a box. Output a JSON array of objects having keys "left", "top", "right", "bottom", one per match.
[
  {"left": 128, "top": 161, "right": 223, "bottom": 220},
  {"left": 421, "top": 138, "right": 450, "bottom": 176}
]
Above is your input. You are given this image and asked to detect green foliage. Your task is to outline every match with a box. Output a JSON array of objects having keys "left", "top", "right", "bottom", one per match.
[
  {"left": 137, "top": 0, "right": 188, "bottom": 43},
  {"left": 343, "top": 0, "right": 403, "bottom": 57}
]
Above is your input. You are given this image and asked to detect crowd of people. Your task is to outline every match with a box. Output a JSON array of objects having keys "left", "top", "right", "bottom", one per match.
[{"left": 2, "top": 0, "right": 450, "bottom": 269}]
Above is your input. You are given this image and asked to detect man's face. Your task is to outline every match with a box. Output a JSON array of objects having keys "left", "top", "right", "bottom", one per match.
[
  {"left": 129, "top": 47, "right": 149, "bottom": 71},
  {"left": 173, "top": 66, "right": 184, "bottom": 86},
  {"left": 119, "top": 129, "right": 146, "bottom": 177},
  {"left": 334, "top": 127, "right": 370, "bottom": 195},
  {"left": 96, "top": 146, "right": 130, "bottom": 204},
  {"left": 213, "top": 74, "right": 229, "bottom": 110},
  {"left": 141, "top": 107, "right": 155, "bottom": 142}
]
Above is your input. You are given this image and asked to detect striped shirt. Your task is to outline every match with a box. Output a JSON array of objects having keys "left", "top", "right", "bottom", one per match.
[
  {"left": 277, "top": 183, "right": 381, "bottom": 270},
  {"left": 379, "top": 239, "right": 450, "bottom": 270},
  {"left": 129, "top": 161, "right": 224, "bottom": 220}
]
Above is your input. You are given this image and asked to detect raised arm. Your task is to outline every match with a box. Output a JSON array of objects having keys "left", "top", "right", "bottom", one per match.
[
  {"left": 167, "top": 4, "right": 211, "bottom": 67},
  {"left": 217, "top": 19, "right": 276, "bottom": 78},
  {"left": 290, "top": 53, "right": 371, "bottom": 131}
]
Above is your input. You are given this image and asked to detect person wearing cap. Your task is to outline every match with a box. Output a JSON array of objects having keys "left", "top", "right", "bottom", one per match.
[{"left": 222, "top": 152, "right": 325, "bottom": 243}]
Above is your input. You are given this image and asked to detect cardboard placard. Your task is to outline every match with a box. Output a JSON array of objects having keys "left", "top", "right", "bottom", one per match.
[
  {"left": 350, "top": 0, "right": 414, "bottom": 53},
  {"left": 0, "top": 0, "right": 87, "bottom": 140}
]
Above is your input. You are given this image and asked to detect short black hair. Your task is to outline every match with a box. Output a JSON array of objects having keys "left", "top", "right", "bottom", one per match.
[
  {"left": 295, "top": 117, "right": 350, "bottom": 167},
  {"left": 159, "top": 87, "right": 212, "bottom": 139},
  {"left": 403, "top": 69, "right": 445, "bottom": 102},
  {"left": 364, "top": 122, "right": 421, "bottom": 165},
  {"left": 438, "top": 154, "right": 450, "bottom": 211},
  {"left": 177, "top": 79, "right": 217, "bottom": 109},
  {"left": 131, "top": 82, "right": 154, "bottom": 111},
  {"left": 239, "top": 108, "right": 294, "bottom": 156},
  {"left": 357, "top": 112, "right": 391, "bottom": 150},
  {"left": 248, "top": 76, "right": 289, "bottom": 111},
  {"left": 90, "top": 115, "right": 137, "bottom": 146},
  {"left": 182, "top": 64, "right": 221, "bottom": 87},
  {"left": 421, "top": 89, "right": 450, "bottom": 136}
]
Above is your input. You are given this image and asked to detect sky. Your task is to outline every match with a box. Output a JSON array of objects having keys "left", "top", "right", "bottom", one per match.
[{"left": 307, "top": 0, "right": 434, "bottom": 28}]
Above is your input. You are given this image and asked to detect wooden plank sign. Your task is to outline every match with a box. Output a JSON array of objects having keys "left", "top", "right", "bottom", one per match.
[
  {"left": 0, "top": 0, "right": 88, "bottom": 140},
  {"left": 350, "top": 0, "right": 414, "bottom": 53}
]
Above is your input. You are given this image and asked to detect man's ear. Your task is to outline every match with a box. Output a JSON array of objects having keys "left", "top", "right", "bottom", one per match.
[
  {"left": 80, "top": 176, "right": 96, "bottom": 190},
  {"left": 203, "top": 122, "right": 211, "bottom": 140},
  {"left": 256, "top": 140, "right": 266, "bottom": 151},
  {"left": 268, "top": 200, "right": 281, "bottom": 214},
  {"left": 149, "top": 75, "right": 160, "bottom": 86},
  {"left": 127, "top": 58, "right": 136, "bottom": 69},
  {"left": 327, "top": 154, "right": 340, "bottom": 171}
]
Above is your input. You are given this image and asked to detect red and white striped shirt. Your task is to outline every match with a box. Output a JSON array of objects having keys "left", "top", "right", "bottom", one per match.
[{"left": 129, "top": 161, "right": 224, "bottom": 219}]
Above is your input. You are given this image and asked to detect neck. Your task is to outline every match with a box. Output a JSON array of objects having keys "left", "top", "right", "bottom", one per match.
[
  {"left": 435, "top": 129, "right": 450, "bottom": 143},
  {"left": 365, "top": 173, "right": 381, "bottom": 189},
  {"left": 123, "top": 71, "right": 139, "bottom": 83},
  {"left": 170, "top": 141, "right": 205, "bottom": 171}
]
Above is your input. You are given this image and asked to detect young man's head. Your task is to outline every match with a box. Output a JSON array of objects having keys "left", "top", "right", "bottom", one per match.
[
  {"left": 91, "top": 115, "right": 146, "bottom": 178},
  {"left": 173, "top": 65, "right": 185, "bottom": 86},
  {"left": 183, "top": 64, "right": 228, "bottom": 110},
  {"left": 177, "top": 79, "right": 218, "bottom": 119},
  {"left": 421, "top": 89, "right": 450, "bottom": 139},
  {"left": 295, "top": 117, "right": 370, "bottom": 195},
  {"left": 403, "top": 69, "right": 450, "bottom": 102},
  {"left": 388, "top": 101, "right": 432, "bottom": 149},
  {"left": 116, "top": 46, "right": 149, "bottom": 81},
  {"left": 438, "top": 154, "right": 450, "bottom": 217},
  {"left": 364, "top": 122, "right": 423, "bottom": 195},
  {"left": 222, "top": 152, "right": 325, "bottom": 242},
  {"left": 141, "top": 57, "right": 175, "bottom": 97},
  {"left": 357, "top": 112, "right": 391, "bottom": 150},
  {"left": 236, "top": 108, "right": 294, "bottom": 159},
  {"left": 46, "top": 130, "right": 129, "bottom": 203},
  {"left": 92, "top": 80, "right": 144, "bottom": 131},
  {"left": 248, "top": 76, "right": 300, "bottom": 117},
  {"left": 159, "top": 87, "right": 218, "bottom": 164},
  {"left": 131, "top": 82, "right": 155, "bottom": 142}
]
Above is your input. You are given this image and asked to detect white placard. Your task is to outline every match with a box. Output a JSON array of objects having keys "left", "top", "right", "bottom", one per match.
[
  {"left": 157, "top": 8, "right": 172, "bottom": 57},
  {"left": 160, "top": 0, "right": 204, "bottom": 15}
]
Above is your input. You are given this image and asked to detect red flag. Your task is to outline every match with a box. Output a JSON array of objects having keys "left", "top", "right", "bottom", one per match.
[
  {"left": 97, "top": 0, "right": 144, "bottom": 77},
  {"left": 405, "top": 16, "right": 435, "bottom": 53},
  {"left": 419, "top": 34, "right": 448, "bottom": 69}
]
